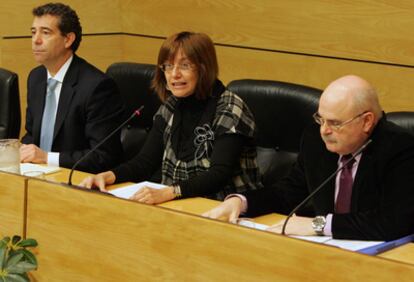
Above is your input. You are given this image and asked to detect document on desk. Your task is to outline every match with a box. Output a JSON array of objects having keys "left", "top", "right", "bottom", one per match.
[
  {"left": 292, "top": 235, "right": 384, "bottom": 252},
  {"left": 238, "top": 220, "right": 269, "bottom": 230},
  {"left": 108, "top": 181, "right": 166, "bottom": 199},
  {"left": 20, "top": 163, "right": 61, "bottom": 175},
  {"left": 236, "top": 220, "right": 407, "bottom": 254}
]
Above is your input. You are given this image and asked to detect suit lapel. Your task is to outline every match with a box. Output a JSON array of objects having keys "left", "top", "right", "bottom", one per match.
[
  {"left": 351, "top": 149, "right": 374, "bottom": 211},
  {"left": 53, "top": 56, "right": 79, "bottom": 140},
  {"left": 308, "top": 130, "right": 338, "bottom": 213},
  {"left": 32, "top": 70, "right": 48, "bottom": 145},
  {"left": 319, "top": 151, "right": 338, "bottom": 212}
]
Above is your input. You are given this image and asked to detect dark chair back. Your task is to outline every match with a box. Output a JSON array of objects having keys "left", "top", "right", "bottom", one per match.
[
  {"left": 0, "top": 68, "right": 20, "bottom": 139},
  {"left": 386, "top": 111, "right": 414, "bottom": 135},
  {"left": 227, "top": 79, "right": 322, "bottom": 186},
  {"left": 106, "top": 62, "right": 161, "bottom": 160}
]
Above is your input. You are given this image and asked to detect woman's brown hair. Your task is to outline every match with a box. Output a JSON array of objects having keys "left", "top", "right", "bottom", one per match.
[{"left": 152, "top": 31, "right": 219, "bottom": 102}]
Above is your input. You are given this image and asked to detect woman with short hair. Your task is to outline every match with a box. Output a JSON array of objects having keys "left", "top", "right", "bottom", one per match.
[{"left": 81, "top": 31, "right": 261, "bottom": 204}]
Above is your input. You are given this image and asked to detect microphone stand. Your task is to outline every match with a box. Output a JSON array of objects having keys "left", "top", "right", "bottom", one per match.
[
  {"left": 281, "top": 139, "right": 372, "bottom": 235},
  {"left": 68, "top": 105, "right": 144, "bottom": 185}
]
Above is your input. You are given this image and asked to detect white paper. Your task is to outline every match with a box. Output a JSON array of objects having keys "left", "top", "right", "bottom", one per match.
[
  {"left": 291, "top": 235, "right": 383, "bottom": 250},
  {"left": 324, "top": 238, "right": 384, "bottom": 251},
  {"left": 20, "top": 163, "right": 61, "bottom": 175},
  {"left": 237, "top": 220, "right": 269, "bottom": 231},
  {"left": 108, "top": 181, "right": 166, "bottom": 199},
  {"left": 237, "top": 220, "right": 384, "bottom": 252},
  {"left": 292, "top": 235, "right": 332, "bottom": 243}
]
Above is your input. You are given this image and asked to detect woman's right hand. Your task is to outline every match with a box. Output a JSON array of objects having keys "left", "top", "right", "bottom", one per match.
[{"left": 79, "top": 171, "right": 116, "bottom": 192}]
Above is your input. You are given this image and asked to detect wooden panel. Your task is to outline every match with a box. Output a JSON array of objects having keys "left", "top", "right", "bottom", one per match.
[
  {"left": 380, "top": 244, "right": 414, "bottom": 265},
  {"left": 0, "top": 172, "right": 25, "bottom": 237},
  {"left": 26, "top": 180, "right": 414, "bottom": 281},
  {"left": 217, "top": 44, "right": 414, "bottom": 112},
  {"left": 121, "top": 0, "right": 414, "bottom": 66},
  {"left": 0, "top": 0, "right": 121, "bottom": 36},
  {"left": 1, "top": 35, "right": 123, "bottom": 137},
  {"left": 122, "top": 36, "right": 414, "bottom": 112},
  {"left": 252, "top": 212, "right": 414, "bottom": 265},
  {"left": 121, "top": 35, "right": 160, "bottom": 65},
  {"left": 43, "top": 167, "right": 91, "bottom": 187},
  {"left": 77, "top": 35, "right": 123, "bottom": 71},
  {"left": 159, "top": 197, "right": 219, "bottom": 214}
]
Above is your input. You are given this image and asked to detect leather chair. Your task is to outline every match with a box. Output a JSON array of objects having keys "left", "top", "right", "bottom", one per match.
[
  {"left": 386, "top": 111, "right": 414, "bottom": 135},
  {"left": 0, "top": 68, "right": 21, "bottom": 139},
  {"left": 227, "top": 79, "right": 322, "bottom": 187},
  {"left": 106, "top": 62, "right": 161, "bottom": 161}
]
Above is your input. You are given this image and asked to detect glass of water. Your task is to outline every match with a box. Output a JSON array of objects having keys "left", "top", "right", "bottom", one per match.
[{"left": 0, "top": 139, "right": 21, "bottom": 174}]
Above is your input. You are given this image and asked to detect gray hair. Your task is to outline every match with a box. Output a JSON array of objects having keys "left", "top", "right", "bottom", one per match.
[{"left": 352, "top": 87, "right": 383, "bottom": 120}]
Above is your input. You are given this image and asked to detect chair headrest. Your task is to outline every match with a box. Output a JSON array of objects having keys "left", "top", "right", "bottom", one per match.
[
  {"left": 0, "top": 67, "right": 20, "bottom": 139},
  {"left": 227, "top": 79, "right": 322, "bottom": 152},
  {"left": 386, "top": 111, "right": 414, "bottom": 135},
  {"left": 106, "top": 62, "right": 160, "bottom": 128}
]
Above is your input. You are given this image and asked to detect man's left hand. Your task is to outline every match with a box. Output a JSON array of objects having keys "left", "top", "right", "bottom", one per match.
[
  {"left": 267, "top": 215, "right": 316, "bottom": 236},
  {"left": 20, "top": 144, "right": 48, "bottom": 164}
]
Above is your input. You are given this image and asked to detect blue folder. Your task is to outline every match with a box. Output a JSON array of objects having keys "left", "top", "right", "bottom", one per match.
[{"left": 357, "top": 234, "right": 414, "bottom": 255}]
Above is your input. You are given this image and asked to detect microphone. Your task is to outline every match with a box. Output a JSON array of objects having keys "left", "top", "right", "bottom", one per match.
[
  {"left": 67, "top": 105, "right": 144, "bottom": 185},
  {"left": 281, "top": 139, "right": 372, "bottom": 235}
]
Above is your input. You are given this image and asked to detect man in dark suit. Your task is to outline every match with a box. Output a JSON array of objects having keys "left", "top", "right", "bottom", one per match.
[
  {"left": 203, "top": 75, "right": 414, "bottom": 241},
  {"left": 20, "top": 3, "right": 124, "bottom": 173}
]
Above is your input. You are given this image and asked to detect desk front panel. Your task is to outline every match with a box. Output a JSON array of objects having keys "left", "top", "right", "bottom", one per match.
[
  {"left": 26, "top": 179, "right": 414, "bottom": 281},
  {"left": 0, "top": 171, "right": 26, "bottom": 237}
]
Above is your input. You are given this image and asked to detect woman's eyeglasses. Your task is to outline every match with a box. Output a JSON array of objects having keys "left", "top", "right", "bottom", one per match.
[{"left": 160, "top": 62, "right": 195, "bottom": 73}]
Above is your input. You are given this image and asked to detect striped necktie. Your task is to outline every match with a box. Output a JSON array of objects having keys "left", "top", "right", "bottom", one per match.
[{"left": 40, "top": 78, "right": 59, "bottom": 151}]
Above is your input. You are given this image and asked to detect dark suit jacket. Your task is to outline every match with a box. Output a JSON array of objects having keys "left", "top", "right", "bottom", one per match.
[
  {"left": 22, "top": 55, "right": 124, "bottom": 173},
  {"left": 244, "top": 116, "right": 414, "bottom": 240}
]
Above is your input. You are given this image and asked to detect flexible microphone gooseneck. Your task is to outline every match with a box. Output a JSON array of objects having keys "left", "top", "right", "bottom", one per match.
[
  {"left": 281, "top": 139, "right": 372, "bottom": 235},
  {"left": 67, "top": 105, "right": 144, "bottom": 185}
]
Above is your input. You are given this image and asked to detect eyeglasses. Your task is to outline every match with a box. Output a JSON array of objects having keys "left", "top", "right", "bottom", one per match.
[
  {"left": 313, "top": 111, "right": 368, "bottom": 131},
  {"left": 159, "top": 62, "right": 195, "bottom": 73}
]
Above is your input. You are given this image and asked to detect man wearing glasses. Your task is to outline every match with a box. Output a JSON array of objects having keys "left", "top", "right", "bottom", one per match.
[{"left": 204, "top": 75, "right": 414, "bottom": 241}]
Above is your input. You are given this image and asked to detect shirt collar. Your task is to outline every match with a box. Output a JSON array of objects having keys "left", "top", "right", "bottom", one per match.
[
  {"left": 47, "top": 55, "right": 73, "bottom": 83},
  {"left": 338, "top": 152, "right": 362, "bottom": 167}
]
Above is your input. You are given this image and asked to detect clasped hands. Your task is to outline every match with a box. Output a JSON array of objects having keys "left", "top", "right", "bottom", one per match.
[
  {"left": 202, "top": 197, "right": 316, "bottom": 236},
  {"left": 20, "top": 144, "right": 48, "bottom": 164}
]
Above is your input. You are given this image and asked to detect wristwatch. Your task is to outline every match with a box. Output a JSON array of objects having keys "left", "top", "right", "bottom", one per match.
[{"left": 312, "top": 216, "right": 326, "bottom": 236}]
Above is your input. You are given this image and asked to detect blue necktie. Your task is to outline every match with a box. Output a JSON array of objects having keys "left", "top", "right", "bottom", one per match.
[{"left": 40, "top": 78, "right": 59, "bottom": 152}]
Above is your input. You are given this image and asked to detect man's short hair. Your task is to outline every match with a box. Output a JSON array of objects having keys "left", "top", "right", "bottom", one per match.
[{"left": 32, "top": 2, "right": 82, "bottom": 52}]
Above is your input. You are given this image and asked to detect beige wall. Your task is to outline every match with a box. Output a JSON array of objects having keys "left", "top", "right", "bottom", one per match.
[
  {"left": 0, "top": 0, "right": 122, "bottom": 136},
  {"left": 1, "top": 1, "right": 414, "bottom": 136}
]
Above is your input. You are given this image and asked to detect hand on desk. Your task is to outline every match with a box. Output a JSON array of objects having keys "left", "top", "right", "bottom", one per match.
[
  {"left": 80, "top": 173, "right": 175, "bottom": 205},
  {"left": 20, "top": 144, "right": 47, "bottom": 164},
  {"left": 202, "top": 197, "right": 243, "bottom": 223},
  {"left": 267, "top": 215, "right": 315, "bottom": 236},
  {"left": 202, "top": 199, "right": 316, "bottom": 236},
  {"left": 129, "top": 186, "right": 175, "bottom": 205},
  {"left": 79, "top": 171, "right": 116, "bottom": 192}
]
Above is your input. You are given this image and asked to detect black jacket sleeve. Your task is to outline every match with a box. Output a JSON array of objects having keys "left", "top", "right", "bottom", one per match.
[
  {"left": 178, "top": 134, "right": 245, "bottom": 198},
  {"left": 112, "top": 115, "right": 165, "bottom": 183}
]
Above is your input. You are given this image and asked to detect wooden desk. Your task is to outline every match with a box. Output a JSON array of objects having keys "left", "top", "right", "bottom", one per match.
[
  {"left": 0, "top": 171, "right": 26, "bottom": 236},
  {"left": 25, "top": 179, "right": 414, "bottom": 281},
  {"left": 43, "top": 166, "right": 91, "bottom": 186},
  {"left": 38, "top": 167, "right": 414, "bottom": 266}
]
